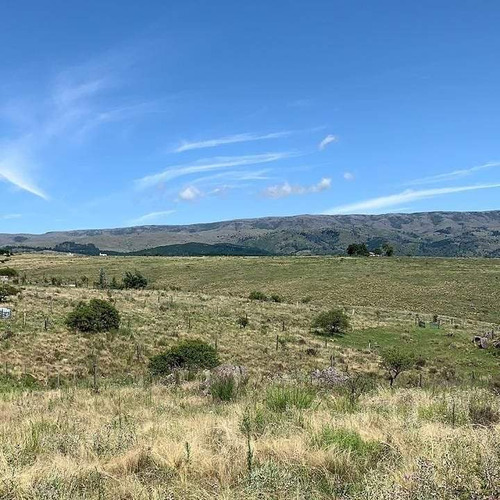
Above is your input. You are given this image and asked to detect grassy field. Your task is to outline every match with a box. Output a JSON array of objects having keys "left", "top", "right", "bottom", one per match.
[
  {"left": 9, "top": 253, "right": 500, "bottom": 323},
  {"left": 0, "top": 254, "right": 499, "bottom": 498}
]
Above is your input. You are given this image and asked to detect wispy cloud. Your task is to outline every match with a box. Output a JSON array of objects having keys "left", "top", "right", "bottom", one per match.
[
  {"left": 0, "top": 213, "right": 22, "bottom": 220},
  {"left": 129, "top": 210, "right": 175, "bottom": 225},
  {"left": 318, "top": 134, "right": 338, "bottom": 150},
  {"left": 263, "top": 177, "right": 331, "bottom": 199},
  {"left": 324, "top": 183, "right": 500, "bottom": 214},
  {"left": 406, "top": 161, "right": 500, "bottom": 186},
  {"left": 175, "top": 131, "right": 292, "bottom": 153},
  {"left": 178, "top": 186, "right": 202, "bottom": 201},
  {"left": 136, "top": 152, "right": 292, "bottom": 189},
  {"left": 0, "top": 147, "right": 50, "bottom": 200},
  {"left": 343, "top": 171, "right": 355, "bottom": 181},
  {"left": 0, "top": 48, "right": 161, "bottom": 200}
]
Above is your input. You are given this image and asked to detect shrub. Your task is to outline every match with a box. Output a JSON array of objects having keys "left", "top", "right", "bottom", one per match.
[
  {"left": 0, "top": 284, "right": 20, "bottom": 302},
  {"left": 347, "top": 243, "right": 369, "bottom": 256},
  {"left": 468, "top": 397, "right": 499, "bottom": 427},
  {"left": 380, "top": 347, "right": 415, "bottom": 387},
  {"left": 149, "top": 339, "right": 219, "bottom": 376},
  {"left": 65, "top": 299, "right": 120, "bottom": 333},
  {"left": 237, "top": 315, "right": 249, "bottom": 328},
  {"left": 264, "top": 384, "right": 316, "bottom": 412},
  {"left": 269, "top": 294, "right": 282, "bottom": 303},
  {"left": 0, "top": 267, "right": 18, "bottom": 278},
  {"left": 210, "top": 376, "right": 237, "bottom": 401},
  {"left": 312, "top": 309, "right": 350, "bottom": 336},
  {"left": 249, "top": 291, "right": 268, "bottom": 301},
  {"left": 123, "top": 270, "right": 148, "bottom": 289}
]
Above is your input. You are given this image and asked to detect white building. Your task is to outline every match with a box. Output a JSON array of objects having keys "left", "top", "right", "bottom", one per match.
[{"left": 0, "top": 308, "right": 11, "bottom": 319}]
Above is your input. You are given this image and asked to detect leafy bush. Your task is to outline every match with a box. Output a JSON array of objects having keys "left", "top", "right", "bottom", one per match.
[
  {"left": 269, "top": 294, "right": 282, "bottom": 303},
  {"left": 264, "top": 384, "right": 316, "bottom": 412},
  {"left": 249, "top": 291, "right": 268, "bottom": 301},
  {"left": 468, "top": 397, "right": 499, "bottom": 427},
  {"left": 149, "top": 339, "right": 219, "bottom": 376},
  {"left": 65, "top": 299, "right": 120, "bottom": 333},
  {"left": 312, "top": 309, "right": 350, "bottom": 336},
  {"left": 0, "top": 283, "right": 20, "bottom": 302},
  {"left": 123, "top": 271, "right": 148, "bottom": 289}
]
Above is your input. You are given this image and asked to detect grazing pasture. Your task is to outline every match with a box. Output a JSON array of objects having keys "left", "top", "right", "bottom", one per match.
[{"left": 0, "top": 253, "right": 498, "bottom": 499}]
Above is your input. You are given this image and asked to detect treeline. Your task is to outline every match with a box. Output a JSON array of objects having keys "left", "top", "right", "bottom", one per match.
[{"left": 347, "top": 242, "right": 394, "bottom": 257}]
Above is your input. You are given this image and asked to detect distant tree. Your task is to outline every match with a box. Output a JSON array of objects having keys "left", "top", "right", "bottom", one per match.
[
  {"left": 312, "top": 309, "right": 350, "bottom": 336},
  {"left": 149, "top": 339, "right": 219, "bottom": 376},
  {"left": 80, "top": 275, "right": 89, "bottom": 288},
  {"left": 123, "top": 270, "right": 148, "bottom": 289},
  {"left": 347, "top": 243, "right": 369, "bottom": 257},
  {"left": 380, "top": 347, "right": 415, "bottom": 387},
  {"left": 373, "top": 248, "right": 382, "bottom": 256},
  {"left": 65, "top": 299, "right": 120, "bottom": 333},
  {"left": 0, "top": 284, "right": 20, "bottom": 302},
  {"left": 382, "top": 243, "right": 394, "bottom": 257},
  {"left": 0, "top": 248, "right": 12, "bottom": 257}
]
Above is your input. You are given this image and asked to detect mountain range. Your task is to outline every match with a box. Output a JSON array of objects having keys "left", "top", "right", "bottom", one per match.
[{"left": 1, "top": 211, "right": 500, "bottom": 257}]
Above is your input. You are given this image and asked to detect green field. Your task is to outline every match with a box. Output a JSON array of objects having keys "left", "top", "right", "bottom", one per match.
[{"left": 9, "top": 254, "right": 500, "bottom": 323}]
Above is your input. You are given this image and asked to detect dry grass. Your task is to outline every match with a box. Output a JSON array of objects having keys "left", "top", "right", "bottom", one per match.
[
  {"left": 0, "top": 254, "right": 499, "bottom": 498},
  {"left": 0, "top": 383, "right": 498, "bottom": 499}
]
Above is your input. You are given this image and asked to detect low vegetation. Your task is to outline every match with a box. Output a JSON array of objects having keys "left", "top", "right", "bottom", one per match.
[{"left": 0, "top": 253, "right": 497, "bottom": 498}]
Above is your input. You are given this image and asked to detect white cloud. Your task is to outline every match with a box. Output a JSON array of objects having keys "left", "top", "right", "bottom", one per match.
[
  {"left": 343, "top": 171, "right": 355, "bottom": 181},
  {"left": 263, "top": 177, "right": 332, "bottom": 199},
  {"left": 0, "top": 148, "right": 50, "bottom": 200},
  {"left": 0, "top": 213, "right": 21, "bottom": 220},
  {"left": 323, "top": 183, "right": 500, "bottom": 215},
  {"left": 175, "top": 131, "right": 292, "bottom": 153},
  {"left": 178, "top": 185, "right": 202, "bottom": 201},
  {"left": 318, "top": 134, "right": 338, "bottom": 150},
  {"left": 405, "top": 161, "right": 500, "bottom": 186},
  {"left": 136, "top": 152, "right": 292, "bottom": 189},
  {"left": 129, "top": 210, "right": 175, "bottom": 225}
]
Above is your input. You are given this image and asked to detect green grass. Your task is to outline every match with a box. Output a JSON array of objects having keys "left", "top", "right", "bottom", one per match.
[{"left": 9, "top": 254, "right": 500, "bottom": 323}]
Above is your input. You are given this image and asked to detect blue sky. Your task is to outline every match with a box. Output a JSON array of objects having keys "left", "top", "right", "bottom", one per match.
[{"left": 1, "top": 1, "right": 500, "bottom": 233}]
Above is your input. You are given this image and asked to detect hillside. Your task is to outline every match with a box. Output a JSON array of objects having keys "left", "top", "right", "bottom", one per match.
[{"left": 2, "top": 210, "right": 500, "bottom": 257}]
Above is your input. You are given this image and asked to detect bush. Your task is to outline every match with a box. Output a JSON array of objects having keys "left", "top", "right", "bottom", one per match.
[
  {"left": 249, "top": 291, "right": 268, "bottom": 301},
  {"left": 149, "top": 339, "right": 219, "bottom": 376},
  {"left": 123, "top": 271, "right": 148, "bottom": 289},
  {"left": 312, "top": 309, "right": 350, "bottom": 336},
  {"left": 65, "top": 299, "right": 120, "bottom": 333},
  {"left": 237, "top": 315, "right": 249, "bottom": 328},
  {"left": 0, "top": 267, "right": 18, "bottom": 278},
  {"left": 269, "top": 294, "right": 282, "bottom": 303},
  {"left": 0, "top": 284, "right": 20, "bottom": 302},
  {"left": 210, "top": 376, "right": 237, "bottom": 401},
  {"left": 265, "top": 384, "right": 316, "bottom": 412}
]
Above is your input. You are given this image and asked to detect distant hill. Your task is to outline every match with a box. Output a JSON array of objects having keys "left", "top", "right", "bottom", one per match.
[{"left": 1, "top": 211, "right": 500, "bottom": 257}]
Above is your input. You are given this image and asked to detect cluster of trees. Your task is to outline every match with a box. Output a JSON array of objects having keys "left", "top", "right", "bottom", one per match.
[
  {"left": 0, "top": 248, "right": 12, "bottom": 257},
  {"left": 347, "top": 242, "right": 394, "bottom": 256},
  {"left": 95, "top": 269, "right": 148, "bottom": 290}
]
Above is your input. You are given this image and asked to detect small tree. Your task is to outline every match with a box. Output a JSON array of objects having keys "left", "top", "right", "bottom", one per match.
[
  {"left": 149, "top": 339, "right": 219, "bottom": 376},
  {"left": 123, "top": 270, "right": 148, "bottom": 289},
  {"left": 312, "top": 309, "right": 350, "bottom": 336},
  {"left": 65, "top": 299, "right": 120, "bottom": 333},
  {"left": 380, "top": 347, "right": 415, "bottom": 387}
]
